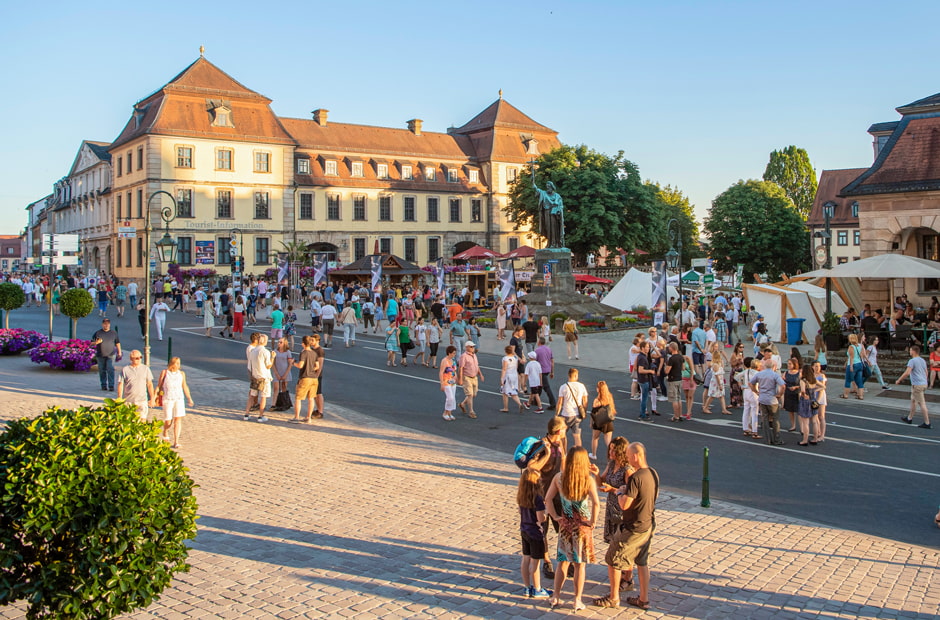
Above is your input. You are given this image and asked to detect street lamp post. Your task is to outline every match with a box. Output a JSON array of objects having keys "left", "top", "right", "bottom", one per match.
[
  {"left": 665, "top": 218, "right": 683, "bottom": 325},
  {"left": 144, "top": 191, "right": 178, "bottom": 366},
  {"left": 230, "top": 228, "right": 243, "bottom": 290},
  {"left": 822, "top": 201, "right": 835, "bottom": 317}
]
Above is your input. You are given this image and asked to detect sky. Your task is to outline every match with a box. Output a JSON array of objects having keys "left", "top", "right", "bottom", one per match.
[{"left": 2, "top": 0, "right": 938, "bottom": 235}]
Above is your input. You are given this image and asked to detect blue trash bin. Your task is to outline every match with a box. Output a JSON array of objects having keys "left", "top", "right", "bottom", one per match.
[{"left": 786, "top": 318, "right": 806, "bottom": 345}]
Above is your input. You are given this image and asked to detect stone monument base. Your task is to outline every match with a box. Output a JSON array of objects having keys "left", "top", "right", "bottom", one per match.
[{"left": 519, "top": 248, "right": 614, "bottom": 320}]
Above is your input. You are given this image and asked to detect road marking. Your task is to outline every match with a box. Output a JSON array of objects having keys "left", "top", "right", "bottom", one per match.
[{"left": 622, "top": 418, "right": 940, "bottom": 478}]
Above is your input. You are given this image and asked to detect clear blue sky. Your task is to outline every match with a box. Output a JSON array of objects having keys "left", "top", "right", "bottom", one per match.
[{"left": 2, "top": 0, "right": 938, "bottom": 235}]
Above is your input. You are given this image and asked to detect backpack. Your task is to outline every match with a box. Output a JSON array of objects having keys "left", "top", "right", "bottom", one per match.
[{"left": 514, "top": 436, "right": 546, "bottom": 469}]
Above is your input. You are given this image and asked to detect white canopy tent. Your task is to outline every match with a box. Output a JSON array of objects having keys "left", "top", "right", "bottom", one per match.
[
  {"left": 743, "top": 282, "right": 839, "bottom": 344},
  {"left": 784, "top": 280, "right": 849, "bottom": 322},
  {"left": 602, "top": 268, "right": 679, "bottom": 312}
]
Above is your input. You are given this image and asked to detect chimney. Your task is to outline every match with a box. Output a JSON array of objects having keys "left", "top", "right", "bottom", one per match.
[
  {"left": 407, "top": 118, "right": 423, "bottom": 136},
  {"left": 312, "top": 109, "right": 328, "bottom": 127}
]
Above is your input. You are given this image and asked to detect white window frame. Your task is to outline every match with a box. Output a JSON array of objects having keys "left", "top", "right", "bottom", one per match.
[
  {"left": 469, "top": 170, "right": 479, "bottom": 183},
  {"left": 377, "top": 163, "right": 389, "bottom": 179},
  {"left": 425, "top": 166, "right": 436, "bottom": 181},
  {"left": 351, "top": 161, "right": 364, "bottom": 177},
  {"left": 325, "top": 160, "right": 338, "bottom": 176},
  {"left": 448, "top": 168, "right": 458, "bottom": 183},
  {"left": 297, "top": 159, "right": 310, "bottom": 174},
  {"left": 402, "top": 165, "right": 413, "bottom": 180}
]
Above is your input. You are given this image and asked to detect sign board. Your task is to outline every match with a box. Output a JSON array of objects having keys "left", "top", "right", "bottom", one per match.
[
  {"left": 691, "top": 258, "right": 708, "bottom": 269},
  {"left": 703, "top": 273, "right": 715, "bottom": 294},
  {"left": 195, "top": 240, "right": 215, "bottom": 265},
  {"left": 118, "top": 231, "right": 137, "bottom": 239},
  {"left": 44, "top": 233, "right": 79, "bottom": 252},
  {"left": 49, "top": 256, "right": 79, "bottom": 265},
  {"left": 88, "top": 268, "right": 98, "bottom": 278},
  {"left": 814, "top": 245, "right": 827, "bottom": 266},
  {"left": 543, "top": 263, "right": 552, "bottom": 285}
]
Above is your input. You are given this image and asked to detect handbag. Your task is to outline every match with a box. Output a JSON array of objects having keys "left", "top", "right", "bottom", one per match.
[
  {"left": 155, "top": 370, "right": 166, "bottom": 407},
  {"left": 591, "top": 404, "right": 613, "bottom": 427}
]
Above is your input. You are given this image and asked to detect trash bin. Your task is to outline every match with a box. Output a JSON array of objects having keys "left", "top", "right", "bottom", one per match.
[{"left": 786, "top": 318, "right": 806, "bottom": 345}]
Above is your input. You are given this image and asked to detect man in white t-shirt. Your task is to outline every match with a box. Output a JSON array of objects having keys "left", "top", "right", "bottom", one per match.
[
  {"left": 245, "top": 333, "right": 274, "bottom": 422},
  {"left": 556, "top": 367, "right": 588, "bottom": 448},
  {"left": 524, "top": 351, "right": 544, "bottom": 413},
  {"left": 309, "top": 295, "right": 322, "bottom": 333}
]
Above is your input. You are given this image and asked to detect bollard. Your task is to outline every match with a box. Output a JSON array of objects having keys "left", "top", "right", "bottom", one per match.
[
  {"left": 701, "top": 447, "right": 711, "bottom": 508},
  {"left": 167, "top": 337, "right": 172, "bottom": 362}
]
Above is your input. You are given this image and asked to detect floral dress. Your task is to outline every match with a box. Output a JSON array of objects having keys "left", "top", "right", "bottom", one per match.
[
  {"left": 556, "top": 488, "right": 595, "bottom": 564},
  {"left": 729, "top": 358, "right": 744, "bottom": 407},
  {"left": 284, "top": 311, "right": 297, "bottom": 336},
  {"left": 707, "top": 367, "right": 726, "bottom": 398},
  {"left": 603, "top": 462, "right": 632, "bottom": 543}
]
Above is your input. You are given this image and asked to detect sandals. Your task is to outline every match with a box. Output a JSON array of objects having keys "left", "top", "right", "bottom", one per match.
[
  {"left": 593, "top": 595, "right": 620, "bottom": 608},
  {"left": 620, "top": 578, "right": 635, "bottom": 591},
  {"left": 550, "top": 598, "right": 561, "bottom": 610},
  {"left": 838, "top": 394, "right": 849, "bottom": 399},
  {"left": 626, "top": 596, "right": 650, "bottom": 610}
]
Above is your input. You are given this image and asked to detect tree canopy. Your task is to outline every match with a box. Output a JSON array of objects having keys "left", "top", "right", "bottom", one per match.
[
  {"left": 763, "top": 146, "right": 818, "bottom": 220},
  {"left": 704, "top": 179, "right": 809, "bottom": 282},
  {"left": 644, "top": 183, "right": 701, "bottom": 270},
  {"left": 504, "top": 144, "right": 661, "bottom": 259}
]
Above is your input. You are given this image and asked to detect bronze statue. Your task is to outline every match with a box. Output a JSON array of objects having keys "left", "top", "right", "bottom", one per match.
[{"left": 533, "top": 179, "right": 565, "bottom": 248}]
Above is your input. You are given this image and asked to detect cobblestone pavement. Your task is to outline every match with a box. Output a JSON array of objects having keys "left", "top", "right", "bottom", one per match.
[{"left": 0, "top": 353, "right": 938, "bottom": 619}]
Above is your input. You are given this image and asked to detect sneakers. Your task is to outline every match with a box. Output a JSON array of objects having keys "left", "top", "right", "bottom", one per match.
[
  {"left": 534, "top": 408, "right": 545, "bottom": 414},
  {"left": 901, "top": 416, "right": 913, "bottom": 424},
  {"left": 918, "top": 422, "right": 932, "bottom": 429},
  {"left": 657, "top": 396, "right": 668, "bottom": 402},
  {"left": 882, "top": 385, "right": 891, "bottom": 390},
  {"left": 588, "top": 453, "right": 596, "bottom": 460},
  {"left": 257, "top": 416, "right": 268, "bottom": 422},
  {"left": 243, "top": 414, "right": 251, "bottom": 421},
  {"left": 527, "top": 586, "right": 552, "bottom": 598}
]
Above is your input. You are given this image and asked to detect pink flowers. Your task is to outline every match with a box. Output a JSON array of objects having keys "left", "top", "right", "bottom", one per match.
[
  {"left": 29, "top": 339, "right": 97, "bottom": 371},
  {"left": 0, "top": 329, "right": 48, "bottom": 355}
]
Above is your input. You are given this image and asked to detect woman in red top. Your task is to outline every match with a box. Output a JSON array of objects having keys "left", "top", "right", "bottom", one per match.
[{"left": 929, "top": 343, "right": 940, "bottom": 388}]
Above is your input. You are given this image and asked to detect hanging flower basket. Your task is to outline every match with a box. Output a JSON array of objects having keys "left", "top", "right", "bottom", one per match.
[
  {"left": 0, "top": 329, "right": 48, "bottom": 355},
  {"left": 29, "top": 339, "right": 97, "bottom": 371}
]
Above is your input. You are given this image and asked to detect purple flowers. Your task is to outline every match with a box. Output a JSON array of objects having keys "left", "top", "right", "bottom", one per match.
[
  {"left": 0, "top": 329, "right": 48, "bottom": 355},
  {"left": 29, "top": 339, "right": 97, "bottom": 371}
]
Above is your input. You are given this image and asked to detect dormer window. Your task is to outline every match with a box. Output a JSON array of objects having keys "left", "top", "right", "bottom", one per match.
[
  {"left": 402, "top": 165, "right": 413, "bottom": 180},
  {"left": 133, "top": 104, "right": 149, "bottom": 129},
  {"left": 851, "top": 201, "right": 859, "bottom": 218},
  {"left": 351, "top": 161, "right": 364, "bottom": 177},
  {"left": 297, "top": 158, "right": 310, "bottom": 174},
  {"left": 448, "top": 169, "right": 458, "bottom": 183},
  {"left": 469, "top": 170, "right": 479, "bottom": 183},
  {"left": 325, "top": 160, "right": 338, "bottom": 176},
  {"left": 207, "top": 99, "right": 234, "bottom": 128},
  {"left": 425, "top": 167, "right": 436, "bottom": 182},
  {"left": 377, "top": 164, "right": 389, "bottom": 179}
]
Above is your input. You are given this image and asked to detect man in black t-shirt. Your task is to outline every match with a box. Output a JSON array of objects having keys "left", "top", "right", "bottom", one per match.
[
  {"left": 596, "top": 442, "right": 659, "bottom": 610},
  {"left": 635, "top": 342, "right": 654, "bottom": 421},
  {"left": 92, "top": 319, "right": 122, "bottom": 391},
  {"left": 291, "top": 335, "right": 323, "bottom": 422},
  {"left": 663, "top": 342, "right": 686, "bottom": 422},
  {"left": 521, "top": 317, "right": 540, "bottom": 354},
  {"left": 430, "top": 298, "right": 445, "bottom": 323}
]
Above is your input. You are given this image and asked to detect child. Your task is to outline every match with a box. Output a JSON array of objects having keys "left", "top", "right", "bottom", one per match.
[
  {"left": 284, "top": 305, "right": 298, "bottom": 349},
  {"left": 930, "top": 342, "right": 940, "bottom": 389},
  {"left": 517, "top": 468, "right": 552, "bottom": 598},
  {"left": 814, "top": 333, "right": 828, "bottom": 371}
]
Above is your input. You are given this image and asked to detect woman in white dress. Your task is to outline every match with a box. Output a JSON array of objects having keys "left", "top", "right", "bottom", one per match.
[
  {"left": 496, "top": 303, "right": 508, "bottom": 340},
  {"left": 413, "top": 317, "right": 429, "bottom": 367},
  {"left": 150, "top": 298, "right": 171, "bottom": 341},
  {"left": 499, "top": 344, "right": 527, "bottom": 414},
  {"left": 156, "top": 356, "right": 194, "bottom": 449},
  {"left": 203, "top": 297, "right": 216, "bottom": 337}
]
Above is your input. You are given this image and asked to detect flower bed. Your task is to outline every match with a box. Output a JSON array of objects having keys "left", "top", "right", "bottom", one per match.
[
  {"left": 578, "top": 320, "right": 605, "bottom": 328},
  {"left": 0, "top": 329, "right": 48, "bottom": 355},
  {"left": 29, "top": 339, "right": 97, "bottom": 371}
]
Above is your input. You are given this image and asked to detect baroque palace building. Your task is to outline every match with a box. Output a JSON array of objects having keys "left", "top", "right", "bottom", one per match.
[{"left": 88, "top": 54, "right": 559, "bottom": 280}]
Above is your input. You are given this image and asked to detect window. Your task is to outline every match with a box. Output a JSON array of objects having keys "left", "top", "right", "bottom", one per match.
[
  {"left": 217, "top": 237, "right": 232, "bottom": 265},
  {"left": 379, "top": 196, "right": 392, "bottom": 221},
  {"left": 508, "top": 237, "right": 519, "bottom": 252},
  {"left": 469, "top": 170, "right": 479, "bottom": 183},
  {"left": 217, "top": 190, "right": 232, "bottom": 219},
  {"left": 177, "top": 237, "right": 193, "bottom": 266},
  {"left": 837, "top": 257, "right": 849, "bottom": 265},
  {"left": 379, "top": 237, "right": 392, "bottom": 254},
  {"left": 327, "top": 194, "right": 340, "bottom": 220},
  {"left": 377, "top": 163, "right": 388, "bottom": 179},
  {"left": 353, "top": 195, "right": 366, "bottom": 221},
  {"left": 404, "top": 237, "right": 416, "bottom": 262},
  {"left": 127, "top": 151, "right": 132, "bottom": 171},
  {"left": 449, "top": 198, "right": 461, "bottom": 222},
  {"left": 404, "top": 196, "right": 416, "bottom": 221},
  {"left": 210, "top": 105, "right": 233, "bottom": 127},
  {"left": 325, "top": 160, "right": 338, "bottom": 175},
  {"left": 299, "top": 193, "right": 313, "bottom": 219},
  {"left": 448, "top": 169, "right": 458, "bottom": 183},
  {"left": 255, "top": 237, "right": 270, "bottom": 264},
  {"left": 254, "top": 192, "right": 270, "bottom": 219},
  {"left": 837, "top": 231, "right": 848, "bottom": 246},
  {"left": 425, "top": 166, "right": 436, "bottom": 181},
  {"left": 176, "top": 146, "right": 193, "bottom": 168},
  {"left": 254, "top": 151, "right": 271, "bottom": 173},
  {"left": 351, "top": 161, "right": 363, "bottom": 177},
  {"left": 354, "top": 238, "right": 366, "bottom": 261},
  {"left": 116, "top": 239, "right": 122, "bottom": 267},
  {"left": 217, "top": 149, "right": 233, "bottom": 170},
  {"left": 126, "top": 192, "right": 132, "bottom": 218},
  {"left": 507, "top": 167, "right": 518, "bottom": 182},
  {"left": 428, "top": 237, "right": 440, "bottom": 262},
  {"left": 297, "top": 159, "right": 310, "bottom": 174},
  {"left": 137, "top": 189, "right": 143, "bottom": 218},
  {"left": 137, "top": 237, "right": 143, "bottom": 267},
  {"left": 116, "top": 194, "right": 122, "bottom": 220},
  {"left": 137, "top": 147, "right": 143, "bottom": 170},
  {"left": 427, "top": 197, "right": 439, "bottom": 222},
  {"left": 851, "top": 201, "right": 859, "bottom": 218},
  {"left": 402, "top": 165, "right": 413, "bottom": 180},
  {"left": 126, "top": 239, "right": 132, "bottom": 267},
  {"left": 117, "top": 157, "right": 123, "bottom": 177},
  {"left": 177, "top": 188, "right": 193, "bottom": 218},
  {"left": 471, "top": 198, "right": 482, "bottom": 222},
  {"left": 853, "top": 230, "right": 860, "bottom": 246}
]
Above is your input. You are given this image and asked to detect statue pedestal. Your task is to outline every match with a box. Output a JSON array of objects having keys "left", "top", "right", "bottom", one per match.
[{"left": 520, "top": 248, "right": 613, "bottom": 320}]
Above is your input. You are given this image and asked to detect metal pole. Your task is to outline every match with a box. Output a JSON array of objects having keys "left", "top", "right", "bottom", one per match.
[
  {"left": 145, "top": 190, "right": 178, "bottom": 367},
  {"left": 824, "top": 203, "right": 833, "bottom": 318},
  {"left": 701, "top": 446, "right": 711, "bottom": 508}
]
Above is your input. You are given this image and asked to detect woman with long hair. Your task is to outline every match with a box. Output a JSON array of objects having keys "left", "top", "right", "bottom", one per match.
[
  {"left": 439, "top": 345, "right": 458, "bottom": 421},
  {"left": 385, "top": 320, "right": 401, "bottom": 367},
  {"left": 597, "top": 437, "right": 635, "bottom": 590},
  {"left": 729, "top": 342, "right": 745, "bottom": 408},
  {"left": 155, "top": 356, "right": 194, "bottom": 450},
  {"left": 544, "top": 447, "right": 599, "bottom": 611},
  {"left": 841, "top": 333, "right": 868, "bottom": 400},
  {"left": 496, "top": 303, "right": 508, "bottom": 340},
  {"left": 589, "top": 381, "right": 617, "bottom": 460},
  {"left": 782, "top": 357, "right": 801, "bottom": 433},
  {"left": 814, "top": 333, "right": 828, "bottom": 370},
  {"left": 798, "top": 364, "right": 821, "bottom": 446},
  {"left": 737, "top": 357, "right": 761, "bottom": 437},
  {"left": 500, "top": 344, "right": 526, "bottom": 414},
  {"left": 538, "top": 315, "right": 552, "bottom": 344},
  {"left": 516, "top": 468, "right": 552, "bottom": 598},
  {"left": 812, "top": 360, "right": 829, "bottom": 442},
  {"left": 232, "top": 294, "right": 246, "bottom": 341}
]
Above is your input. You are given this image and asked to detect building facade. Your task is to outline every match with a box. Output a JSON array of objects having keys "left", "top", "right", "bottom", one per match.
[
  {"left": 102, "top": 55, "right": 558, "bottom": 281},
  {"left": 841, "top": 91, "right": 940, "bottom": 307},
  {"left": 808, "top": 168, "right": 865, "bottom": 266}
]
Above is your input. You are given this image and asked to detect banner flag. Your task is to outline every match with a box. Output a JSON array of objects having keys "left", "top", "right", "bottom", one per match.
[
  {"left": 436, "top": 257, "right": 446, "bottom": 295},
  {"left": 312, "top": 253, "right": 329, "bottom": 287},
  {"left": 651, "top": 260, "right": 667, "bottom": 316},
  {"left": 370, "top": 255, "right": 383, "bottom": 294},
  {"left": 498, "top": 259, "right": 516, "bottom": 304}
]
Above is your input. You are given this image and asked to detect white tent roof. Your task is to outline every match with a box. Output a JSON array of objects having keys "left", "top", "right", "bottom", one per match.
[
  {"left": 784, "top": 281, "right": 849, "bottom": 320},
  {"left": 743, "top": 282, "right": 829, "bottom": 344},
  {"left": 602, "top": 268, "right": 679, "bottom": 313},
  {"left": 801, "top": 253, "right": 940, "bottom": 279}
]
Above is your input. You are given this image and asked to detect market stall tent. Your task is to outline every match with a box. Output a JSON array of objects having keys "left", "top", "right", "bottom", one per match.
[
  {"left": 742, "top": 282, "right": 842, "bottom": 343},
  {"left": 602, "top": 268, "right": 678, "bottom": 312}
]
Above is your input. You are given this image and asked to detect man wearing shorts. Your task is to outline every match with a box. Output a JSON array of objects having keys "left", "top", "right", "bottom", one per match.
[
  {"left": 291, "top": 335, "right": 322, "bottom": 423},
  {"left": 556, "top": 367, "right": 588, "bottom": 447},
  {"left": 320, "top": 301, "right": 336, "bottom": 347},
  {"left": 457, "top": 341, "right": 484, "bottom": 418},
  {"left": 245, "top": 333, "right": 274, "bottom": 422},
  {"left": 116, "top": 349, "right": 155, "bottom": 421},
  {"left": 597, "top": 442, "right": 659, "bottom": 610},
  {"left": 270, "top": 304, "right": 285, "bottom": 342},
  {"left": 897, "top": 345, "right": 932, "bottom": 429},
  {"left": 663, "top": 342, "right": 685, "bottom": 422},
  {"left": 691, "top": 323, "right": 707, "bottom": 377}
]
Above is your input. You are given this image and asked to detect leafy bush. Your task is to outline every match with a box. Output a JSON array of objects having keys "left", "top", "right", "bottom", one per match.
[
  {"left": 0, "top": 329, "right": 48, "bottom": 355},
  {"left": 0, "top": 400, "right": 198, "bottom": 619},
  {"left": 0, "top": 282, "right": 26, "bottom": 329},
  {"left": 632, "top": 305, "right": 649, "bottom": 316},
  {"left": 29, "top": 339, "right": 97, "bottom": 371},
  {"left": 476, "top": 317, "right": 495, "bottom": 325},
  {"left": 58, "top": 288, "right": 94, "bottom": 336}
]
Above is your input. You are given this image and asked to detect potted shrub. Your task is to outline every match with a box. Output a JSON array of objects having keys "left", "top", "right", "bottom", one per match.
[
  {"left": 0, "top": 400, "right": 198, "bottom": 619},
  {"left": 59, "top": 287, "right": 94, "bottom": 339},
  {"left": 821, "top": 311, "right": 842, "bottom": 351},
  {"left": 0, "top": 282, "right": 26, "bottom": 329}
]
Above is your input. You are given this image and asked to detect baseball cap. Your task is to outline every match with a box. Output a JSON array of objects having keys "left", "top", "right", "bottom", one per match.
[
  {"left": 464, "top": 342, "right": 476, "bottom": 350},
  {"left": 527, "top": 351, "right": 537, "bottom": 359}
]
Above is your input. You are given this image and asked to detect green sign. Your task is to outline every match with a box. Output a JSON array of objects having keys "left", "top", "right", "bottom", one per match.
[{"left": 703, "top": 273, "right": 715, "bottom": 295}]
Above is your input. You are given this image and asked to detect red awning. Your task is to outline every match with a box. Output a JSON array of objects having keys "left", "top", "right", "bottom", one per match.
[
  {"left": 452, "top": 245, "right": 500, "bottom": 260},
  {"left": 574, "top": 273, "right": 613, "bottom": 284},
  {"left": 501, "top": 245, "right": 536, "bottom": 259}
]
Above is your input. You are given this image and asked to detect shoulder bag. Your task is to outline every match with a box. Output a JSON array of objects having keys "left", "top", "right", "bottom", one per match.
[
  {"left": 567, "top": 382, "right": 587, "bottom": 419},
  {"left": 155, "top": 370, "right": 166, "bottom": 407}
]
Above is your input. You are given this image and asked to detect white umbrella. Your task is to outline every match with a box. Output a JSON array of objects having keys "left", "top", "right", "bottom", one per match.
[{"left": 800, "top": 253, "right": 940, "bottom": 279}]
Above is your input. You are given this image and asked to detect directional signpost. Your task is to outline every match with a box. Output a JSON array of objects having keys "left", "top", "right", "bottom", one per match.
[
  {"left": 703, "top": 273, "right": 715, "bottom": 295},
  {"left": 42, "top": 234, "right": 81, "bottom": 338}
]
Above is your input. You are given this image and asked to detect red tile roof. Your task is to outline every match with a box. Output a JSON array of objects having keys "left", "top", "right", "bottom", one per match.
[
  {"left": 281, "top": 118, "right": 473, "bottom": 160},
  {"left": 842, "top": 115, "right": 940, "bottom": 196},
  {"left": 809, "top": 168, "right": 867, "bottom": 226}
]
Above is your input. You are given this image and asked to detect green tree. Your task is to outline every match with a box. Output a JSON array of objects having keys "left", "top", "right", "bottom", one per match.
[
  {"left": 0, "top": 400, "right": 198, "bottom": 619},
  {"left": 58, "top": 287, "right": 94, "bottom": 337},
  {"left": 279, "top": 240, "right": 311, "bottom": 266},
  {"left": 504, "top": 144, "right": 660, "bottom": 260},
  {"left": 763, "top": 145, "right": 818, "bottom": 220},
  {"left": 704, "top": 179, "right": 810, "bottom": 282},
  {"left": 0, "top": 282, "right": 26, "bottom": 329},
  {"left": 645, "top": 183, "right": 701, "bottom": 269}
]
